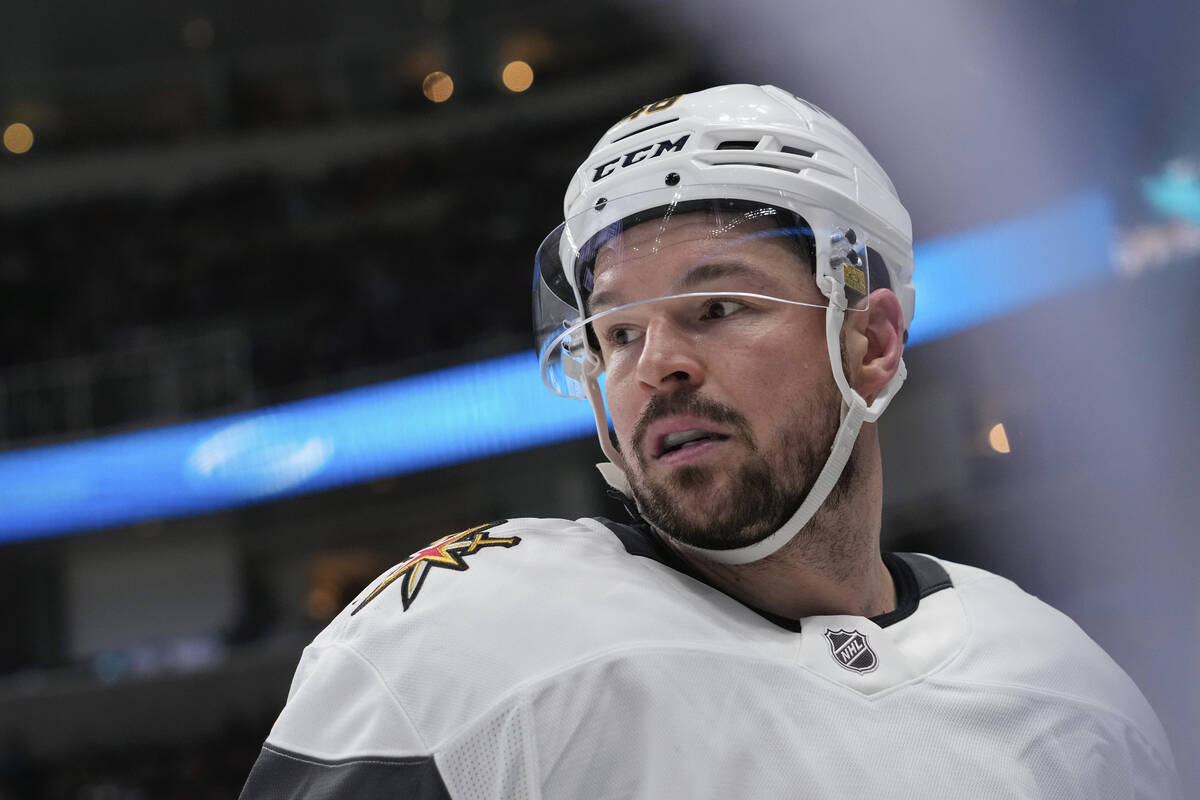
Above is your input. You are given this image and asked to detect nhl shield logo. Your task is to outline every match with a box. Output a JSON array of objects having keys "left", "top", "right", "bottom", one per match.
[{"left": 824, "top": 628, "right": 878, "bottom": 674}]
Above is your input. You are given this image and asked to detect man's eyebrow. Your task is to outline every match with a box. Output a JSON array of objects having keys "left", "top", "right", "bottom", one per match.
[
  {"left": 586, "top": 287, "right": 624, "bottom": 316},
  {"left": 674, "top": 261, "right": 762, "bottom": 292},
  {"left": 587, "top": 261, "right": 769, "bottom": 316}
]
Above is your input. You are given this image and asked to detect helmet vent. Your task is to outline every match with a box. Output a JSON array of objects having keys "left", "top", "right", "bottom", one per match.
[
  {"left": 781, "top": 145, "right": 814, "bottom": 157},
  {"left": 713, "top": 141, "right": 814, "bottom": 159},
  {"left": 610, "top": 117, "right": 680, "bottom": 143},
  {"left": 701, "top": 139, "right": 814, "bottom": 174}
]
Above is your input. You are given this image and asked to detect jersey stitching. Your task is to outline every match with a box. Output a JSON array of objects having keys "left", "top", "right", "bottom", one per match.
[
  {"left": 261, "top": 742, "right": 432, "bottom": 768},
  {"left": 919, "top": 579, "right": 953, "bottom": 597},
  {"left": 520, "top": 699, "right": 545, "bottom": 800},
  {"left": 319, "top": 640, "right": 436, "bottom": 755},
  {"left": 428, "top": 694, "right": 546, "bottom": 800},
  {"left": 426, "top": 642, "right": 788, "bottom": 749},
  {"left": 423, "top": 637, "right": 946, "bottom": 750},
  {"left": 924, "top": 675, "right": 1175, "bottom": 766},
  {"left": 942, "top": 568, "right": 1174, "bottom": 768},
  {"left": 939, "top": 565, "right": 1004, "bottom": 589}
]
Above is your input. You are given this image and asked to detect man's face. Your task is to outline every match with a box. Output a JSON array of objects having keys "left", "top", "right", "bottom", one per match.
[{"left": 588, "top": 211, "right": 849, "bottom": 550}]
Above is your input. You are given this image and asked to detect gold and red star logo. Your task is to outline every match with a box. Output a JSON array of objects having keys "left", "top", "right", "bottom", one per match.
[{"left": 352, "top": 521, "right": 520, "bottom": 614}]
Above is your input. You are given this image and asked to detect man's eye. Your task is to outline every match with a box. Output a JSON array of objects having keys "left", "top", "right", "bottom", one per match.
[
  {"left": 702, "top": 299, "right": 745, "bottom": 319},
  {"left": 605, "top": 326, "right": 642, "bottom": 347}
]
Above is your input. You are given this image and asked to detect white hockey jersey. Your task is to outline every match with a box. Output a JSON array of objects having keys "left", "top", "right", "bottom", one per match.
[{"left": 241, "top": 517, "right": 1181, "bottom": 799}]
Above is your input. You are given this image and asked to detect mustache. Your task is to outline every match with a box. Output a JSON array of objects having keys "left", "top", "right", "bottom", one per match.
[{"left": 632, "top": 391, "right": 753, "bottom": 458}]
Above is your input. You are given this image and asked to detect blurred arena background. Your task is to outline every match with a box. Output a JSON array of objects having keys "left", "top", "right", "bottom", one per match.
[{"left": 0, "top": 0, "right": 1196, "bottom": 796}]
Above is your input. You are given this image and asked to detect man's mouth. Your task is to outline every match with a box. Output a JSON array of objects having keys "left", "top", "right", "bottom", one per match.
[
  {"left": 635, "top": 400, "right": 746, "bottom": 464},
  {"left": 655, "top": 429, "right": 730, "bottom": 458}
]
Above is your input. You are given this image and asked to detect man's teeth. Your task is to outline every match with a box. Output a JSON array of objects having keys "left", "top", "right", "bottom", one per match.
[{"left": 663, "top": 430, "right": 716, "bottom": 452}]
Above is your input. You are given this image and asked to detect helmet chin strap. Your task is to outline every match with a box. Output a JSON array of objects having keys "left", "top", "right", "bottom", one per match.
[
  {"left": 582, "top": 350, "right": 641, "bottom": 502},
  {"left": 592, "top": 278, "right": 907, "bottom": 566}
]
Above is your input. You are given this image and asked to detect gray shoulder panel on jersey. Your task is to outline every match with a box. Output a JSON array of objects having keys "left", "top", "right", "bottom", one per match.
[{"left": 239, "top": 744, "right": 451, "bottom": 800}]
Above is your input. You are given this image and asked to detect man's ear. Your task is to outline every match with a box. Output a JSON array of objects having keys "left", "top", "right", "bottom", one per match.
[{"left": 843, "top": 289, "right": 904, "bottom": 403}]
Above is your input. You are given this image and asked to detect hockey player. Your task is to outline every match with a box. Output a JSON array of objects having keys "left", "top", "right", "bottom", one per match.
[{"left": 241, "top": 85, "right": 1181, "bottom": 798}]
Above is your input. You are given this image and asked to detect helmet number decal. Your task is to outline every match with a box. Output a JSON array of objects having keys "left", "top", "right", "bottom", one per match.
[{"left": 621, "top": 95, "right": 682, "bottom": 123}]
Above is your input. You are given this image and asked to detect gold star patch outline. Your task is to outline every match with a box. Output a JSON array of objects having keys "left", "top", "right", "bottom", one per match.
[{"left": 352, "top": 521, "right": 519, "bottom": 614}]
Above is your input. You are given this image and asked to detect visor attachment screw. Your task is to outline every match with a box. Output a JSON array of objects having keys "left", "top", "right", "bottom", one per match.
[
  {"left": 844, "top": 227, "right": 857, "bottom": 244},
  {"left": 664, "top": 172, "right": 681, "bottom": 186},
  {"left": 594, "top": 198, "right": 608, "bottom": 211}
]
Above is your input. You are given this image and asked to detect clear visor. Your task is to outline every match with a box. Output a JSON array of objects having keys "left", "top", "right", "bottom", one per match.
[{"left": 533, "top": 187, "right": 873, "bottom": 398}]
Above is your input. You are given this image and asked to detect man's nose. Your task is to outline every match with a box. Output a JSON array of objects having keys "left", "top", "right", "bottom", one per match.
[{"left": 634, "top": 316, "right": 706, "bottom": 392}]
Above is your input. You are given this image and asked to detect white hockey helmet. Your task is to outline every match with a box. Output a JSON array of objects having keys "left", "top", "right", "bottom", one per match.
[{"left": 533, "top": 84, "right": 914, "bottom": 564}]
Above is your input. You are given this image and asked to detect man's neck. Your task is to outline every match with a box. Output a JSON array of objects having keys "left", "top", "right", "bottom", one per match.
[
  {"left": 671, "top": 541, "right": 897, "bottom": 620},
  {"left": 662, "top": 437, "right": 895, "bottom": 621}
]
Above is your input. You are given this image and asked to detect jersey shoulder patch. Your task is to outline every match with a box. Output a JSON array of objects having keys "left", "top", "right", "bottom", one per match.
[{"left": 352, "top": 521, "right": 520, "bottom": 615}]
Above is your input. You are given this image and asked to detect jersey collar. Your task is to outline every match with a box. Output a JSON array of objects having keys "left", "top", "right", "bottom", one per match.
[{"left": 594, "top": 517, "right": 951, "bottom": 632}]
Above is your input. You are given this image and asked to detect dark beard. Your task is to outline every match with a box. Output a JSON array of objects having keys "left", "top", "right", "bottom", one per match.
[{"left": 627, "top": 388, "right": 854, "bottom": 552}]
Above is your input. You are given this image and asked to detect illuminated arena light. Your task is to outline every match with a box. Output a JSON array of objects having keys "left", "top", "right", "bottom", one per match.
[
  {"left": 0, "top": 191, "right": 1114, "bottom": 542},
  {"left": 988, "top": 423, "right": 1011, "bottom": 454},
  {"left": 502, "top": 61, "right": 534, "bottom": 92},
  {"left": 423, "top": 71, "right": 454, "bottom": 102},
  {"left": 0, "top": 353, "right": 594, "bottom": 542},
  {"left": 3, "top": 123, "right": 34, "bottom": 155}
]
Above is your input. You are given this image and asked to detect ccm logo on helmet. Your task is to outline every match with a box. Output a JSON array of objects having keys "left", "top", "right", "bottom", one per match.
[{"left": 590, "top": 134, "right": 690, "bottom": 182}]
